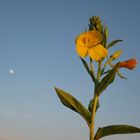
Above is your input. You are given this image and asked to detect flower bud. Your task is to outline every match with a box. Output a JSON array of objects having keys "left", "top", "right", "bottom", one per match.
[
  {"left": 110, "top": 50, "right": 122, "bottom": 60},
  {"left": 119, "top": 58, "right": 137, "bottom": 70},
  {"left": 89, "top": 16, "right": 102, "bottom": 31}
]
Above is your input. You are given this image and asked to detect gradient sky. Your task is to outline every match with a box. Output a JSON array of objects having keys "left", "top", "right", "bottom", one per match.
[{"left": 0, "top": 0, "right": 140, "bottom": 140}]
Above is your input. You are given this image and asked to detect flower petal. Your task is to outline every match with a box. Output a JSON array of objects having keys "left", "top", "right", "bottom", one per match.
[
  {"left": 76, "top": 45, "right": 88, "bottom": 58},
  {"left": 90, "top": 30, "right": 103, "bottom": 46},
  {"left": 88, "top": 47, "right": 102, "bottom": 61},
  {"left": 89, "top": 44, "right": 108, "bottom": 61},
  {"left": 95, "top": 44, "right": 108, "bottom": 58},
  {"left": 75, "top": 30, "right": 103, "bottom": 49}
]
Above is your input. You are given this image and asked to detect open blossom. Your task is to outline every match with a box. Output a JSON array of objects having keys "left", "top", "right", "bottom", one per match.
[
  {"left": 75, "top": 30, "right": 108, "bottom": 61},
  {"left": 119, "top": 58, "right": 137, "bottom": 70}
]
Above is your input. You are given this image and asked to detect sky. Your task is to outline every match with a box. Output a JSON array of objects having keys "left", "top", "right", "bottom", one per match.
[{"left": 0, "top": 0, "right": 140, "bottom": 140}]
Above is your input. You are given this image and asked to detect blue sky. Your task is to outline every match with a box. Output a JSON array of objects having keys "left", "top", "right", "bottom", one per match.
[{"left": 0, "top": 0, "right": 140, "bottom": 140}]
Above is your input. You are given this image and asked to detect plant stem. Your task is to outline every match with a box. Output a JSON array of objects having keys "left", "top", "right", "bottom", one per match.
[
  {"left": 97, "top": 61, "right": 102, "bottom": 80},
  {"left": 89, "top": 61, "right": 101, "bottom": 140},
  {"left": 89, "top": 124, "right": 94, "bottom": 140},
  {"left": 89, "top": 94, "right": 98, "bottom": 140}
]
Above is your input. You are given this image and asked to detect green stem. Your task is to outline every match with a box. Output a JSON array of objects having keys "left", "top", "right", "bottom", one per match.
[
  {"left": 102, "top": 57, "right": 113, "bottom": 75},
  {"left": 102, "top": 58, "right": 109, "bottom": 72},
  {"left": 97, "top": 61, "right": 102, "bottom": 80},
  {"left": 89, "top": 61, "right": 102, "bottom": 140},
  {"left": 90, "top": 58, "right": 94, "bottom": 74},
  {"left": 89, "top": 93, "right": 98, "bottom": 140}
]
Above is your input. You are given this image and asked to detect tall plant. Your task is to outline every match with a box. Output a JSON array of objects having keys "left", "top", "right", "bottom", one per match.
[{"left": 55, "top": 16, "right": 140, "bottom": 140}]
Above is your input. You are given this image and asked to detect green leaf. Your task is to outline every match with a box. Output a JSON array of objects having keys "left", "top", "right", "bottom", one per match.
[
  {"left": 80, "top": 57, "right": 91, "bottom": 76},
  {"left": 95, "top": 63, "right": 119, "bottom": 96},
  {"left": 102, "top": 26, "right": 108, "bottom": 47},
  {"left": 95, "top": 125, "right": 140, "bottom": 140},
  {"left": 55, "top": 88, "right": 91, "bottom": 125},
  {"left": 80, "top": 57, "right": 96, "bottom": 83},
  {"left": 107, "top": 39, "right": 123, "bottom": 49},
  {"left": 88, "top": 98, "right": 100, "bottom": 112}
]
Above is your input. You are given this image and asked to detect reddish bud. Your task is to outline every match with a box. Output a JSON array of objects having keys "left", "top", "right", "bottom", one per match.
[{"left": 119, "top": 58, "right": 137, "bottom": 70}]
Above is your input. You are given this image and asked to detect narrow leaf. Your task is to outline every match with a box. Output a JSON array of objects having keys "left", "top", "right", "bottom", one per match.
[
  {"left": 55, "top": 88, "right": 91, "bottom": 125},
  {"left": 80, "top": 57, "right": 91, "bottom": 75},
  {"left": 95, "top": 125, "right": 140, "bottom": 140},
  {"left": 102, "top": 26, "right": 108, "bottom": 47},
  {"left": 107, "top": 39, "right": 123, "bottom": 49},
  {"left": 96, "top": 63, "right": 119, "bottom": 96},
  {"left": 80, "top": 57, "right": 96, "bottom": 83}
]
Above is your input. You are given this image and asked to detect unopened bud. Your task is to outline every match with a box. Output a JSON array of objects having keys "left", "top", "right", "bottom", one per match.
[
  {"left": 119, "top": 58, "right": 137, "bottom": 70},
  {"left": 110, "top": 50, "right": 122, "bottom": 60}
]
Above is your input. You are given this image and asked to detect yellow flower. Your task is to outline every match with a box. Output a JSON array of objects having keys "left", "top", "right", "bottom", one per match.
[
  {"left": 119, "top": 58, "right": 137, "bottom": 70},
  {"left": 75, "top": 30, "right": 108, "bottom": 61}
]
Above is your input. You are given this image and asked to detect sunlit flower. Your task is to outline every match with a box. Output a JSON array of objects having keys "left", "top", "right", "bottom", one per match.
[
  {"left": 110, "top": 50, "right": 122, "bottom": 60},
  {"left": 119, "top": 58, "right": 137, "bottom": 70},
  {"left": 75, "top": 30, "right": 108, "bottom": 61}
]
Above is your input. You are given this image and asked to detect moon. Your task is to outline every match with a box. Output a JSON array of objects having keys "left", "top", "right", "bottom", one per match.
[{"left": 9, "top": 69, "right": 15, "bottom": 75}]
